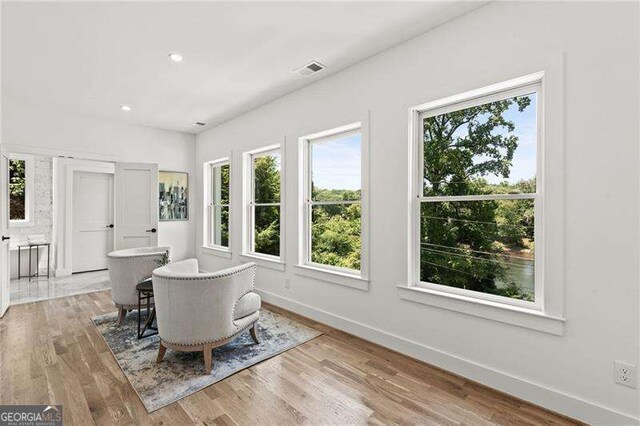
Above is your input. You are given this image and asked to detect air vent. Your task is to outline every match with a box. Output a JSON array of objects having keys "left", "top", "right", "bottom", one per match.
[
  {"left": 294, "top": 61, "right": 326, "bottom": 76},
  {"left": 193, "top": 121, "right": 206, "bottom": 127}
]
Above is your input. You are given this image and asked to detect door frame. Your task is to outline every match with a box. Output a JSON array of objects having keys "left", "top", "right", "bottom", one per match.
[
  {"left": 61, "top": 160, "right": 115, "bottom": 276},
  {"left": 0, "top": 147, "right": 10, "bottom": 317}
]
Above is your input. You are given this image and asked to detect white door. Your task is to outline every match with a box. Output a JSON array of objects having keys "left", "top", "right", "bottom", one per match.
[
  {"left": 72, "top": 171, "right": 114, "bottom": 273},
  {"left": 0, "top": 153, "right": 10, "bottom": 316},
  {"left": 115, "top": 162, "right": 158, "bottom": 249}
]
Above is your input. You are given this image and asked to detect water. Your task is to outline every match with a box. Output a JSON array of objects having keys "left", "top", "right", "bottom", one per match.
[{"left": 496, "top": 256, "right": 535, "bottom": 299}]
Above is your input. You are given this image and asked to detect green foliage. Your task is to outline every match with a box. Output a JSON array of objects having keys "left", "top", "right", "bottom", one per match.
[
  {"left": 421, "top": 95, "right": 535, "bottom": 301},
  {"left": 9, "top": 159, "right": 26, "bottom": 220},
  {"left": 311, "top": 202, "right": 361, "bottom": 270},
  {"left": 253, "top": 156, "right": 281, "bottom": 256}
]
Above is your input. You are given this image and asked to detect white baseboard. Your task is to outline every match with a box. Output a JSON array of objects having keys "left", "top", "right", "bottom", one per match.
[
  {"left": 256, "top": 289, "right": 639, "bottom": 425},
  {"left": 54, "top": 268, "right": 71, "bottom": 277}
]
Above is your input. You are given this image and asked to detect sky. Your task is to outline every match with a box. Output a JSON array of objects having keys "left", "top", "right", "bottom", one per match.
[
  {"left": 311, "top": 93, "right": 537, "bottom": 191},
  {"left": 312, "top": 133, "right": 362, "bottom": 191}
]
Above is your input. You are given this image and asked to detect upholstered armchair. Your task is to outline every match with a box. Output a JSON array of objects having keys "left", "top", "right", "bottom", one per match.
[
  {"left": 106, "top": 246, "right": 171, "bottom": 326},
  {"left": 152, "top": 259, "right": 261, "bottom": 374}
]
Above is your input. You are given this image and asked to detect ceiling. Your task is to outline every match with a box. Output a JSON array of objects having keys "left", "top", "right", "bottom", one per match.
[{"left": 2, "top": 2, "right": 485, "bottom": 134}]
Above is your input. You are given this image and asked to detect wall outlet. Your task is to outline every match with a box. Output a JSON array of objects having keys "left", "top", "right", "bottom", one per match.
[
  {"left": 614, "top": 361, "right": 637, "bottom": 388},
  {"left": 284, "top": 278, "right": 290, "bottom": 289}
]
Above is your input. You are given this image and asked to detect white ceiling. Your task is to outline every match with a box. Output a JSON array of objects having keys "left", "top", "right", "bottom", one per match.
[{"left": 2, "top": 2, "right": 484, "bottom": 134}]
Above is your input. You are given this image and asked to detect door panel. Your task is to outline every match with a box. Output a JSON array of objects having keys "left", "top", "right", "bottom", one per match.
[
  {"left": 1, "top": 154, "right": 10, "bottom": 316},
  {"left": 72, "top": 172, "right": 113, "bottom": 273},
  {"left": 115, "top": 163, "right": 158, "bottom": 249}
]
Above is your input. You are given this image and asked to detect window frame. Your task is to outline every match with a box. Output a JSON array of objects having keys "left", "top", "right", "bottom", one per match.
[
  {"left": 298, "top": 122, "right": 369, "bottom": 282},
  {"left": 409, "top": 73, "right": 545, "bottom": 311},
  {"left": 8, "top": 153, "right": 34, "bottom": 227},
  {"left": 242, "top": 144, "right": 285, "bottom": 263},
  {"left": 203, "top": 157, "right": 231, "bottom": 253}
]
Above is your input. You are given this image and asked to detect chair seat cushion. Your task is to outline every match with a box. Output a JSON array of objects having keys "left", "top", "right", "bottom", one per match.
[{"left": 234, "top": 292, "right": 261, "bottom": 320}]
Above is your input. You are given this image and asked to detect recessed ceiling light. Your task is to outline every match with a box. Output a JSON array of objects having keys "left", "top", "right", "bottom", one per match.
[
  {"left": 120, "top": 105, "right": 132, "bottom": 112},
  {"left": 169, "top": 53, "right": 183, "bottom": 62}
]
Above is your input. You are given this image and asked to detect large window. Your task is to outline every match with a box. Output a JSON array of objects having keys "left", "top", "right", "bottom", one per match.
[
  {"left": 244, "top": 146, "right": 283, "bottom": 260},
  {"left": 414, "top": 80, "right": 541, "bottom": 308},
  {"left": 300, "top": 123, "right": 366, "bottom": 277},
  {"left": 9, "top": 154, "right": 33, "bottom": 225},
  {"left": 205, "top": 159, "right": 230, "bottom": 249}
]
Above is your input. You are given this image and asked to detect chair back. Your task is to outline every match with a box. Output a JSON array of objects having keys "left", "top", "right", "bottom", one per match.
[
  {"left": 106, "top": 246, "right": 170, "bottom": 308},
  {"left": 152, "top": 260, "right": 257, "bottom": 345}
]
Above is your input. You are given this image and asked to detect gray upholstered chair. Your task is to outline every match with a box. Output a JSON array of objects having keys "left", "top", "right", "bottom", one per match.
[
  {"left": 106, "top": 246, "right": 171, "bottom": 326},
  {"left": 152, "top": 259, "right": 261, "bottom": 374}
]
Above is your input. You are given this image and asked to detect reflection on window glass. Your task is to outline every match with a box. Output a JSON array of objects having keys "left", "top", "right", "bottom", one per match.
[
  {"left": 9, "top": 159, "right": 26, "bottom": 221},
  {"left": 423, "top": 94, "right": 536, "bottom": 196}
]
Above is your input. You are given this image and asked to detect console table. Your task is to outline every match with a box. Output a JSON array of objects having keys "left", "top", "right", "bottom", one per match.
[{"left": 17, "top": 242, "right": 51, "bottom": 281}]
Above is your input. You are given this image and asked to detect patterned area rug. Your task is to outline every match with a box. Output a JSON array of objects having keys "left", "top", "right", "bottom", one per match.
[{"left": 92, "top": 309, "right": 321, "bottom": 412}]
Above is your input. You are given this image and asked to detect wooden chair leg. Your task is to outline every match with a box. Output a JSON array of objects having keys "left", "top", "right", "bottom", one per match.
[
  {"left": 203, "top": 343, "right": 213, "bottom": 374},
  {"left": 156, "top": 342, "right": 167, "bottom": 363},
  {"left": 249, "top": 322, "right": 260, "bottom": 344},
  {"left": 115, "top": 307, "right": 127, "bottom": 327}
]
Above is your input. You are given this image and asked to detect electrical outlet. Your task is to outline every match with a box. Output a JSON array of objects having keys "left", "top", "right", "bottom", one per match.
[
  {"left": 284, "top": 278, "right": 290, "bottom": 289},
  {"left": 614, "top": 361, "right": 637, "bottom": 388}
]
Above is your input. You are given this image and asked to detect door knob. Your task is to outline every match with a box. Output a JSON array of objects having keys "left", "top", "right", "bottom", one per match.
[
  {"left": 1, "top": 236, "right": 9, "bottom": 241},
  {"left": 106, "top": 224, "right": 114, "bottom": 228},
  {"left": 145, "top": 228, "right": 157, "bottom": 233}
]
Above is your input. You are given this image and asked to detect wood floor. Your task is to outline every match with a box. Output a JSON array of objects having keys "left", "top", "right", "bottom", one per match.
[{"left": 0, "top": 290, "right": 579, "bottom": 425}]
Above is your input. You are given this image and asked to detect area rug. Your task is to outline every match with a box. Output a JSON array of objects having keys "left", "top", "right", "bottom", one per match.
[{"left": 92, "top": 309, "right": 321, "bottom": 412}]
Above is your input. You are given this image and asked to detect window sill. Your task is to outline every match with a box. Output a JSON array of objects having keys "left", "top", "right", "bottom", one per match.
[
  {"left": 239, "top": 253, "right": 286, "bottom": 271},
  {"left": 9, "top": 221, "right": 33, "bottom": 228},
  {"left": 397, "top": 285, "right": 565, "bottom": 335},
  {"left": 294, "top": 264, "right": 369, "bottom": 291},
  {"left": 201, "top": 246, "right": 232, "bottom": 259}
]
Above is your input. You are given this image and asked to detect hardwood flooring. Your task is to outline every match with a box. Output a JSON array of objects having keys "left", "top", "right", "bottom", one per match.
[{"left": 0, "top": 290, "right": 579, "bottom": 425}]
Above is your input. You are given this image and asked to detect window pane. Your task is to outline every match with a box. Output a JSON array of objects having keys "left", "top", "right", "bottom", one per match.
[
  {"left": 423, "top": 93, "right": 536, "bottom": 197},
  {"left": 420, "top": 199, "right": 535, "bottom": 301},
  {"left": 9, "top": 159, "right": 26, "bottom": 221},
  {"left": 211, "top": 206, "right": 229, "bottom": 247},
  {"left": 254, "top": 153, "right": 280, "bottom": 203},
  {"left": 311, "top": 133, "right": 361, "bottom": 202},
  {"left": 211, "top": 163, "right": 230, "bottom": 205},
  {"left": 254, "top": 205, "right": 280, "bottom": 256},
  {"left": 311, "top": 203, "right": 361, "bottom": 271}
]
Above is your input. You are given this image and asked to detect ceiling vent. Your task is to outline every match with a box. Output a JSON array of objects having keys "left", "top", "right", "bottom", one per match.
[
  {"left": 294, "top": 61, "right": 325, "bottom": 76},
  {"left": 193, "top": 121, "right": 206, "bottom": 127}
]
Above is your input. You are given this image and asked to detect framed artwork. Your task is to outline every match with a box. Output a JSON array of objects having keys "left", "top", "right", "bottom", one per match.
[{"left": 159, "top": 171, "right": 188, "bottom": 221}]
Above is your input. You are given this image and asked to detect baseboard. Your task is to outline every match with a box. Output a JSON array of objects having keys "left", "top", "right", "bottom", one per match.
[
  {"left": 256, "top": 288, "right": 639, "bottom": 425},
  {"left": 54, "top": 268, "right": 71, "bottom": 277}
]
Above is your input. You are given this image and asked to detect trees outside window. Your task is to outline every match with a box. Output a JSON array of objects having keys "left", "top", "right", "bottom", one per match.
[
  {"left": 9, "top": 159, "right": 26, "bottom": 221},
  {"left": 418, "top": 85, "right": 539, "bottom": 303},
  {"left": 247, "top": 148, "right": 282, "bottom": 258},
  {"left": 208, "top": 161, "right": 230, "bottom": 248},
  {"left": 300, "top": 125, "right": 366, "bottom": 276}
]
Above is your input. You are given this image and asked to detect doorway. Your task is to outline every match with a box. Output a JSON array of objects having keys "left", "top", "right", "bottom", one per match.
[{"left": 72, "top": 171, "right": 114, "bottom": 273}]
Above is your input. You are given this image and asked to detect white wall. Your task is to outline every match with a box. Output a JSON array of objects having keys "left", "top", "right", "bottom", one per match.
[
  {"left": 195, "top": 2, "right": 639, "bottom": 424},
  {"left": 2, "top": 99, "right": 196, "bottom": 262}
]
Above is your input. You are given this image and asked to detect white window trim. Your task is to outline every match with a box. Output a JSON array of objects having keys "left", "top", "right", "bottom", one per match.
[
  {"left": 8, "top": 153, "right": 34, "bottom": 227},
  {"left": 242, "top": 143, "right": 285, "bottom": 263},
  {"left": 402, "top": 71, "right": 566, "bottom": 335},
  {"left": 297, "top": 120, "right": 370, "bottom": 290},
  {"left": 203, "top": 157, "right": 232, "bottom": 256}
]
